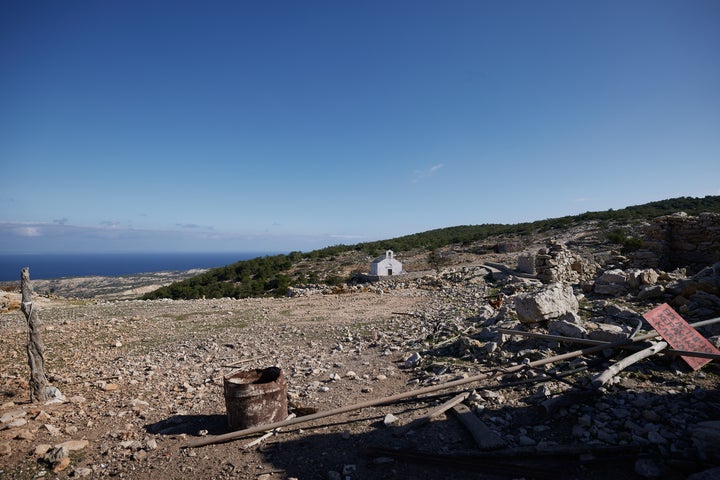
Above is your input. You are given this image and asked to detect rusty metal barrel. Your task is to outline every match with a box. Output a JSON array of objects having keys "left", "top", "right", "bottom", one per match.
[{"left": 223, "top": 367, "right": 288, "bottom": 430}]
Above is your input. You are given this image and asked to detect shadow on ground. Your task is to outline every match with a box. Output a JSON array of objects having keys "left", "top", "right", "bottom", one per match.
[
  {"left": 143, "top": 388, "right": 719, "bottom": 479},
  {"left": 145, "top": 414, "right": 228, "bottom": 436}
]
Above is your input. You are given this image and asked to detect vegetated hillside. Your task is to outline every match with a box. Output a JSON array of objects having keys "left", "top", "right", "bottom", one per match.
[{"left": 141, "top": 195, "right": 720, "bottom": 300}]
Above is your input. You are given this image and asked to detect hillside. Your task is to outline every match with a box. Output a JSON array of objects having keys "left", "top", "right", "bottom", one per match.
[{"left": 142, "top": 195, "right": 720, "bottom": 301}]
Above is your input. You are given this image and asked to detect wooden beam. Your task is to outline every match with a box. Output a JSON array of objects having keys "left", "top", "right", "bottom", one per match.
[
  {"left": 393, "top": 391, "right": 470, "bottom": 436},
  {"left": 20, "top": 268, "right": 50, "bottom": 402},
  {"left": 451, "top": 403, "right": 506, "bottom": 450}
]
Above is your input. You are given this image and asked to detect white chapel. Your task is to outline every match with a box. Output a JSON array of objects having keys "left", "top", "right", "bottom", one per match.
[{"left": 370, "top": 250, "right": 403, "bottom": 276}]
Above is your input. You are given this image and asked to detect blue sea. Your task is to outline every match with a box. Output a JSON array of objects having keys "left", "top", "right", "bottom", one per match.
[{"left": 0, "top": 252, "right": 273, "bottom": 282}]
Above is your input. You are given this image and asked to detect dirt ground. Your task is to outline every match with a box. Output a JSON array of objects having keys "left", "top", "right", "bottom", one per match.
[
  {"left": 1, "top": 287, "right": 478, "bottom": 480},
  {"left": 2, "top": 270, "right": 720, "bottom": 479}
]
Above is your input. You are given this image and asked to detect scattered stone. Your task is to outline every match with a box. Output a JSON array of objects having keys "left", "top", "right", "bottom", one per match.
[
  {"left": 52, "top": 456, "right": 71, "bottom": 473},
  {"left": 688, "top": 467, "right": 720, "bottom": 480},
  {"left": 404, "top": 352, "right": 422, "bottom": 368},
  {"left": 587, "top": 323, "right": 630, "bottom": 342},
  {"left": 44, "top": 446, "right": 69, "bottom": 464},
  {"left": 634, "top": 458, "right": 661, "bottom": 478},
  {"left": 14, "top": 428, "right": 34, "bottom": 440},
  {"left": 517, "top": 434, "right": 536, "bottom": 446},
  {"left": 594, "top": 269, "right": 628, "bottom": 295},
  {"left": 647, "top": 430, "right": 666, "bottom": 445},
  {"left": 132, "top": 449, "right": 148, "bottom": 461},
  {"left": 0, "top": 442, "right": 11, "bottom": 456},
  {"left": 383, "top": 414, "right": 399, "bottom": 426},
  {"left": 637, "top": 284, "right": 664, "bottom": 301},
  {"left": 44, "top": 424, "right": 61, "bottom": 436},
  {"left": 0, "top": 410, "right": 26, "bottom": 424},
  {"left": 515, "top": 283, "right": 579, "bottom": 323},
  {"left": 4, "top": 418, "right": 27, "bottom": 429},
  {"left": 34, "top": 444, "right": 52, "bottom": 456},
  {"left": 73, "top": 467, "right": 93, "bottom": 477},
  {"left": 692, "top": 421, "right": 720, "bottom": 463},
  {"left": 44, "top": 386, "right": 66, "bottom": 404},
  {"left": 34, "top": 411, "right": 51, "bottom": 422},
  {"left": 548, "top": 311, "right": 587, "bottom": 338},
  {"left": 56, "top": 440, "right": 89, "bottom": 451}
]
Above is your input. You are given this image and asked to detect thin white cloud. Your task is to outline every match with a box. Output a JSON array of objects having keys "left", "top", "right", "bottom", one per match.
[
  {"left": 0, "top": 221, "right": 351, "bottom": 253},
  {"left": 16, "top": 226, "right": 42, "bottom": 237},
  {"left": 412, "top": 163, "right": 445, "bottom": 183}
]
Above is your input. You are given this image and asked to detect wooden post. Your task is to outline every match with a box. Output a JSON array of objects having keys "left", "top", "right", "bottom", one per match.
[{"left": 20, "top": 267, "right": 50, "bottom": 402}]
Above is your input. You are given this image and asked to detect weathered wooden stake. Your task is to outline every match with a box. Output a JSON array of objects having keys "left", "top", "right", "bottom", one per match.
[{"left": 20, "top": 267, "right": 50, "bottom": 402}]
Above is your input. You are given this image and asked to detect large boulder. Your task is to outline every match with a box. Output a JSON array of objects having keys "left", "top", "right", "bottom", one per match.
[
  {"left": 692, "top": 262, "right": 720, "bottom": 296},
  {"left": 594, "top": 269, "right": 628, "bottom": 296},
  {"left": 627, "top": 269, "right": 659, "bottom": 289},
  {"left": 515, "top": 283, "right": 579, "bottom": 324},
  {"left": 637, "top": 284, "right": 665, "bottom": 301}
]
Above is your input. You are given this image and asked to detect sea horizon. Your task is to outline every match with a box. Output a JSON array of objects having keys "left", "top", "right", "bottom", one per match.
[{"left": 0, "top": 252, "right": 276, "bottom": 282}]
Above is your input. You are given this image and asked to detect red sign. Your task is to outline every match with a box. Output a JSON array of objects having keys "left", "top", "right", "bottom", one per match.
[{"left": 642, "top": 303, "right": 720, "bottom": 371}]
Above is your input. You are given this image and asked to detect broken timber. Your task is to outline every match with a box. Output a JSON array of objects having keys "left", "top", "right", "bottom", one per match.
[
  {"left": 591, "top": 341, "right": 668, "bottom": 388},
  {"left": 541, "top": 340, "right": 672, "bottom": 415},
  {"left": 499, "top": 315, "right": 720, "bottom": 361},
  {"left": 393, "top": 391, "right": 469, "bottom": 436},
  {"left": 187, "top": 316, "right": 720, "bottom": 448},
  {"left": 451, "top": 403, "right": 506, "bottom": 449}
]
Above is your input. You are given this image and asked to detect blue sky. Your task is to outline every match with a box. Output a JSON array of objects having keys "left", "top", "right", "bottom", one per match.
[{"left": 1, "top": 1, "right": 718, "bottom": 254}]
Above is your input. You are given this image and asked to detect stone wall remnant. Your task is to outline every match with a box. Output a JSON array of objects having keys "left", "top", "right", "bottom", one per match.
[
  {"left": 634, "top": 212, "right": 720, "bottom": 273},
  {"left": 534, "top": 241, "right": 579, "bottom": 284}
]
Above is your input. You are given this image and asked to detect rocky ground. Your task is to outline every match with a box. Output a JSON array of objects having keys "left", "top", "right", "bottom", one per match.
[{"left": 2, "top": 230, "right": 720, "bottom": 480}]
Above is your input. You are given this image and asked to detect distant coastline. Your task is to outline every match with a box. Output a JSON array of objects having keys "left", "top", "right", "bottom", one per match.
[{"left": 0, "top": 252, "right": 273, "bottom": 282}]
